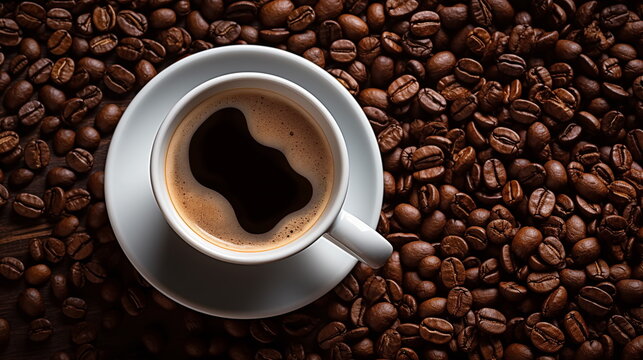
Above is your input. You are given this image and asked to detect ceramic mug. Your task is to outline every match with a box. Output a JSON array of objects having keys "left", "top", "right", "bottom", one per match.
[{"left": 150, "top": 72, "right": 392, "bottom": 267}]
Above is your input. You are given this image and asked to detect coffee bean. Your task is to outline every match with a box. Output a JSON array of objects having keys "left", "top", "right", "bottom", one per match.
[
  {"left": 89, "top": 33, "right": 118, "bottom": 56},
  {"left": 388, "top": 75, "right": 419, "bottom": 104},
  {"left": 0, "top": 257, "right": 24, "bottom": 280},
  {"left": 69, "top": 261, "right": 85, "bottom": 289},
  {"left": 489, "top": 127, "right": 520, "bottom": 155},
  {"left": 62, "top": 297, "right": 87, "bottom": 319},
  {"left": 104, "top": 64, "right": 136, "bottom": 95},
  {"left": 116, "top": 9, "right": 148, "bottom": 36},
  {"left": 287, "top": 6, "right": 315, "bottom": 32},
  {"left": 77, "top": 86, "right": 103, "bottom": 111},
  {"left": 0, "top": 18, "right": 22, "bottom": 46},
  {"left": 16, "top": 2, "right": 45, "bottom": 30},
  {"left": 84, "top": 260, "right": 107, "bottom": 283},
  {"left": 530, "top": 322, "right": 564, "bottom": 353},
  {"left": 3, "top": 80, "right": 33, "bottom": 110},
  {"left": 578, "top": 286, "right": 613, "bottom": 316},
  {"left": 24, "top": 139, "right": 50, "bottom": 170},
  {"left": 476, "top": 308, "right": 506, "bottom": 334},
  {"left": 330, "top": 39, "right": 357, "bottom": 63},
  {"left": 447, "top": 287, "right": 472, "bottom": 317},
  {"left": 51, "top": 57, "right": 75, "bottom": 85},
  {"left": 0, "top": 131, "right": 19, "bottom": 154},
  {"left": 419, "top": 317, "right": 453, "bottom": 344},
  {"left": 47, "top": 8, "right": 72, "bottom": 30},
  {"left": 440, "top": 257, "right": 465, "bottom": 288},
  {"left": 13, "top": 193, "right": 45, "bottom": 218},
  {"left": 24, "top": 264, "right": 51, "bottom": 286},
  {"left": 28, "top": 318, "right": 53, "bottom": 342},
  {"left": 48, "top": 29, "right": 72, "bottom": 55},
  {"left": 66, "top": 232, "right": 93, "bottom": 261},
  {"left": 18, "top": 288, "right": 45, "bottom": 317}
]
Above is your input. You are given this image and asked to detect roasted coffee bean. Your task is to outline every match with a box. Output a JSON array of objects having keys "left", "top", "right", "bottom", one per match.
[
  {"left": 28, "top": 318, "right": 52, "bottom": 342},
  {"left": 104, "top": 64, "right": 136, "bottom": 95},
  {"left": 51, "top": 57, "right": 75, "bottom": 85},
  {"left": 0, "top": 18, "right": 22, "bottom": 46},
  {"left": 66, "top": 232, "right": 93, "bottom": 260},
  {"left": 47, "top": 8, "right": 72, "bottom": 30},
  {"left": 476, "top": 308, "right": 506, "bottom": 335},
  {"left": 43, "top": 187, "right": 65, "bottom": 217},
  {"left": 62, "top": 297, "right": 87, "bottom": 319},
  {"left": 13, "top": 193, "right": 44, "bottom": 218},
  {"left": 69, "top": 262, "right": 85, "bottom": 289},
  {"left": 77, "top": 85, "right": 103, "bottom": 110},
  {"left": 43, "top": 237, "right": 65, "bottom": 263},
  {"left": 530, "top": 322, "right": 564, "bottom": 353},
  {"left": 419, "top": 317, "right": 453, "bottom": 344},
  {"left": 24, "top": 139, "right": 50, "bottom": 170},
  {"left": 61, "top": 98, "right": 87, "bottom": 126},
  {"left": 447, "top": 287, "right": 472, "bottom": 317},
  {"left": 25, "top": 264, "right": 51, "bottom": 286},
  {"left": 117, "top": 10, "right": 148, "bottom": 36},
  {"left": 578, "top": 286, "right": 613, "bottom": 316},
  {"left": 489, "top": 127, "right": 520, "bottom": 155},
  {"left": 440, "top": 257, "right": 465, "bottom": 288},
  {"left": 18, "top": 288, "right": 45, "bottom": 317},
  {"left": 330, "top": 39, "right": 357, "bottom": 63},
  {"left": 3, "top": 80, "right": 33, "bottom": 110},
  {"left": 0, "top": 257, "right": 24, "bottom": 280},
  {"left": 287, "top": 6, "right": 315, "bottom": 32}
]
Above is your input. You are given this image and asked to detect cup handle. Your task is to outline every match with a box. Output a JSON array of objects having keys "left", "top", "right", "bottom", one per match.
[{"left": 325, "top": 210, "right": 393, "bottom": 268}]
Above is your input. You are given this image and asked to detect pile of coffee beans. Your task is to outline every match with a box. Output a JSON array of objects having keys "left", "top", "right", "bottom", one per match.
[{"left": 0, "top": 0, "right": 642, "bottom": 359}]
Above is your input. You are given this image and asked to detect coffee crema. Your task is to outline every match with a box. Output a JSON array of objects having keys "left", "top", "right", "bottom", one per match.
[{"left": 165, "top": 88, "right": 334, "bottom": 252}]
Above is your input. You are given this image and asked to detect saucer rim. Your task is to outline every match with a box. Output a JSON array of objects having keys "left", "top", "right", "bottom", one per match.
[{"left": 105, "top": 45, "right": 383, "bottom": 318}]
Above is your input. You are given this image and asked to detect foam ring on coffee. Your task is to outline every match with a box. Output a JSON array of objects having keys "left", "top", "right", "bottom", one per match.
[{"left": 166, "top": 88, "right": 334, "bottom": 252}]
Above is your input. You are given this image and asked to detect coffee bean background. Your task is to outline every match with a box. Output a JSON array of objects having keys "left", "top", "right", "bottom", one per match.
[{"left": 0, "top": 0, "right": 642, "bottom": 359}]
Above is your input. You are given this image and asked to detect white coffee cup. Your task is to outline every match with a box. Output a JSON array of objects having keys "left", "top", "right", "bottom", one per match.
[{"left": 150, "top": 72, "right": 392, "bottom": 268}]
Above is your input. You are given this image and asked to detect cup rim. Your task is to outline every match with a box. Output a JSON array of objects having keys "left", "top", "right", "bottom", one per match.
[{"left": 150, "top": 72, "right": 349, "bottom": 265}]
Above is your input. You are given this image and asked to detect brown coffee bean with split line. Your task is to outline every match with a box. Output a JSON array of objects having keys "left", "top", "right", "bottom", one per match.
[
  {"left": 28, "top": 318, "right": 52, "bottom": 342},
  {"left": 489, "top": 127, "right": 520, "bottom": 155},
  {"left": 65, "top": 188, "right": 91, "bottom": 212},
  {"left": 564, "top": 310, "right": 589, "bottom": 344},
  {"left": 13, "top": 193, "right": 45, "bottom": 218},
  {"left": 330, "top": 39, "right": 357, "bottom": 63},
  {"left": 419, "top": 317, "right": 453, "bottom": 344},
  {"left": 531, "top": 322, "right": 564, "bottom": 353},
  {"left": 24, "top": 140, "right": 50, "bottom": 170},
  {"left": 62, "top": 297, "right": 87, "bottom": 319},
  {"left": 51, "top": 57, "right": 75, "bottom": 85},
  {"left": 388, "top": 75, "right": 419, "bottom": 104},
  {"left": 66, "top": 232, "right": 93, "bottom": 261},
  {"left": 43, "top": 237, "right": 65, "bottom": 263},
  {"left": 104, "top": 64, "right": 136, "bottom": 95},
  {"left": 318, "top": 322, "right": 346, "bottom": 350},
  {"left": 440, "top": 257, "right": 465, "bottom": 288},
  {"left": 578, "top": 286, "right": 613, "bottom": 316},
  {"left": 43, "top": 187, "right": 65, "bottom": 218},
  {"left": 476, "top": 308, "right": 506, "bottom": 335},
  {"left": 66, "top": 148, "right": 94, "bottom": 173},
  {"left": 117, "top": 10, "right": 148, "bottom": 37},
  {"left": 447, "top": 287, "right": 472, "bottom": 317},
  {"left": 0, "top": 257, "right": 24, "bottom": 280}
]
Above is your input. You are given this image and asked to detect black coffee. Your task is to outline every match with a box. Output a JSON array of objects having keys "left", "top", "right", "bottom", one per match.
[
  {"left": 189, "top": 107, "right": 313, "bottom": 234},
  {"left": 166, "top": 88, "right": 333, "bottom": 251}
]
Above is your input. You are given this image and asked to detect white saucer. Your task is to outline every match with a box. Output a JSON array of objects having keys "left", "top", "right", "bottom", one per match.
[{"left": 104, "top": 45, "right": 383, "bottom": 319}]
